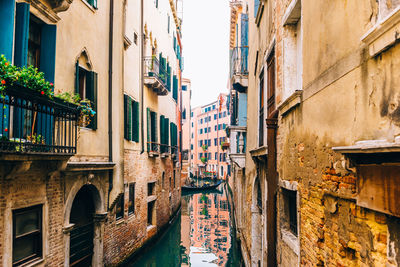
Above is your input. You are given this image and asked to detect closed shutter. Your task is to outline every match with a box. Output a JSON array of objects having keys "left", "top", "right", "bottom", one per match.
[
  {"left": 127, "top": 98, "right": 132, "bottom": 140},
  {"left": 153, "top": 112, "right": 158, "bottom": 144},
  {"left": 166, "top": 64, "right": 171, "bottom": 91},
  {"left": 146, "top": 107, "right": 151, "bottom": 151},
  {"left": 254, "top": 0, "right": 260, "bottom": 17},
  {"left": 160, "top": 115, "right": 165, "bottom": 152},
  {"left": 39, "top": 24, "right": 57, "bottom": 83},
  {"left": 14, "top": 2, "right": 30, "bottom": 67},
  {"left": 172, "top": 75, "right": 178, "bottom": 101},
  {"left": 132, "top": 100, "right": 139, "bottom": 142},
  {"left": 86, "top": 71, "right": 98, "bottom": 130},
  {"left": 165, "top": 118, "right": 169, "bottom": 146},
  {"left": 124, "top": 95, "right": 128, "bottom": 139},
  {"left": 0, "top": 0, "right": 15, "bottom": 60}
]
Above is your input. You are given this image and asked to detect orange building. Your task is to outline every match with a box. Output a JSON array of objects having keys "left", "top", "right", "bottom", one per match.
[{"left": 190, "top": 93, "right": 231, "bottom": 179}]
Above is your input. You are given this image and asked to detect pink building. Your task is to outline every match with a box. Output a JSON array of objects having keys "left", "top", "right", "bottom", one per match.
[{"left": 190, "top": 93, "right": 231, "bottom": 179}]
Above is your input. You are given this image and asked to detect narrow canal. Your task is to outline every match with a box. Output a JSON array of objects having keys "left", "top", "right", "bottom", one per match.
[{"left": 126, "top": 183, "right": 243, "bottom": 266}]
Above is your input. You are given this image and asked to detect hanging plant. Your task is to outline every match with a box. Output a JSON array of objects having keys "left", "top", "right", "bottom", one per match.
[
  {"left": 0, "top": 55, "right": 96, "bottom": 128},
  {"left": 202, "top": 144, "right": 208, "bottom": 151},
  {"left": 200, "top": 157, "right": 208, "bottom": 164}
]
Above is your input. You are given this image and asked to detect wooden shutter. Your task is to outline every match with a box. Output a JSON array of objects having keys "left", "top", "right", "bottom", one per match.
[
  {"left": 127, "top": 97, "right": 132, "bottom": 140},
  {"left": 86, "top": 71, "right": 98, "bottom": 130},
  {"left": 0, "top": 0, "right": 15, "bottom": 60},
  {"left": 160, "top": 115, "right": 165, "bottom": 146},
  {"left": 146, "top": 107, "right": 151, "bottom": 151},
  {"left": 132, "top": 100, "right": 139, "bottom": 142},
  {"left": 14, "top": 2, "right": 30, "bottom": 67},
  {"left": 154, "top": 112, "right": 158, "bottom": 144},
  {"left": 124, "top": 95, "right": 128, "bottom": 139},
  {"left": 172, "top": 75, "right": 178, "bottom": 101},
  {"left": 165, "top": 118, "right": 169, "bottom": 146},
  {"left": 39, "top": 24, "right": 57, "bottom": 83}
]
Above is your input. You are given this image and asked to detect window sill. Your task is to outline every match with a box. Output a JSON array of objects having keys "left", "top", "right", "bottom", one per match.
[
  {"left": 281, "top": 229, "right": 299, "bottom": 255},
  {"left": 278, "top": 90, "right": 302, "bottom": 117},
  {"left": 361, "top": 6, "right": 400, "bottom": 57},
  {"left": 81, "top": 0, "right": 97, "bottom": 13},
  {"left": 21, "top": 258, "right": 44, "bottom": 267},
  {"left": 147, "top": 195, "right": 157, "bottom": 202},
  {"left": 116, "top": 218, "right": 125, "bottom": 225}
]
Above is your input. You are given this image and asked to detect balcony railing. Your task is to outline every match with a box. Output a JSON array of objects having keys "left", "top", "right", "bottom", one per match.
[
  {"left": 171, "top": 146, "right": 178, "bottom": 161},
  {"left": 160, "top": 144, "right": 171, "bottom": 157},
  {"left": 147, "top": 142, "right": 160, "bottom": 157},
  {"left": 143, "top": 57, "right": 169, "bottom": 96},
  {"left": 230, "top": 47, "right": 249, "bottom": 92},
  {"left": 230, "top": 47, "right": 248, "bottom": 76},
  {"left": 0, "top": 85, "right": 79, "bottom": 155},
  {"left": 228, "top": 126, "right": 246, "bottom": 168}
]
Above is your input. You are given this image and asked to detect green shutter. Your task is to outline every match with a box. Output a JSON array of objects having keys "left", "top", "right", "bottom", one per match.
[
  {"left": 146, "top": 107, "right": 151, "bottom": 151},
  {"left": 124, "top": 95, "right": 128, "bottom": 139},
  {"left": 132, "top": 100, "right": 139, "bottom": 142},
  {"left": 75, "top": 61, "right": 80, "bottom": 94},
  {"left": 172, "top": 75, "right": 178, "bottom": 101},
  {"left": 160, "top": 115, "right": 165, "bottom": 152},
  {"left": 0, "top": 0, "right": 15, "bottom": 61},
  {"left": 154, "top": 112, "right": 158, "bottom": 144},
  {"left": 165, "top": 118, "right": 169, "bottom": 146},
  {"left": 128, "top": 98, "right": 132, "bottom": 140},
  {"left": 86, "top": 71, "right": 98, "bottom": 130}
]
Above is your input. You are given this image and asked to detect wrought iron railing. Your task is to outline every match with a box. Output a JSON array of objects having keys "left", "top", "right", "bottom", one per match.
[
  {"left": 230, "top": 46, "right": 249, "bottom": 76},
  {"left": 0, "top": 85, "right": 79, "bottom": 155},
  {"left": 143, "top": 57, "right": 168, "bottom": 88},
  {"left": 147, "top": 142, "right": 160, "bottom": 154},
  {"left": 160, "top": 144, "right": 171, "bottom": 154}
]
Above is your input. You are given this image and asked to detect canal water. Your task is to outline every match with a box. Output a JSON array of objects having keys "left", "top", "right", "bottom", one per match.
[{"left": 127, "top": 183, "right": 243, "bottom": 266}]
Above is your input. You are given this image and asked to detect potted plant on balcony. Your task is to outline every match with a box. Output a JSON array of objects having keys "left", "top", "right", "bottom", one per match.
[
  {"left": 201, "top": 144, "right": 208, "bottom": 151},
  {"left": 200, "top": 156, "right": 208, "bottom": 164}
]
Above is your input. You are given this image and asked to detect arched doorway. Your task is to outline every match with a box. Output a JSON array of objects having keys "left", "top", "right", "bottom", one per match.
[
  {"left": 251, "top": 177, "right": 262, "bottom": 266},
  {"left": 69, "top": 185, "right": 96, "bottom": 267}
]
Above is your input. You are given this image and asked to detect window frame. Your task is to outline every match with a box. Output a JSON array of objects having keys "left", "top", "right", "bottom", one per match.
[
  {"left": 116, "top": 194, "right": 124, "bottom": 221},
  {"left": 12, "top": 205, "right": 43, "bottom": 266},
  {"left": 128, "top": 183, "right": 135, "bottom": 215}
]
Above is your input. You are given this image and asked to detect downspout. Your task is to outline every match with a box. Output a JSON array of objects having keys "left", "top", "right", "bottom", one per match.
[
  {"left": 140, "top": 0, "right": 145, "bottom": 154},
  {"left": 266, "top": 109, "right": 278, "bottom": 267},
  {"left": 108, "top": 0, "right": 114, "bottom": 206}
]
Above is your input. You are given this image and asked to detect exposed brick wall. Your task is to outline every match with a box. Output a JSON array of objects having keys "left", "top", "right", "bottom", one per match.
[{"left": 103, "top": 149, "right": 181, "bottom": 266}]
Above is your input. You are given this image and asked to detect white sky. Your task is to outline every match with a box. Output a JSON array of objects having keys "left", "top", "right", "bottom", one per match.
[{"left": 182, "top": 0, "right": 231, "bottom": 108}]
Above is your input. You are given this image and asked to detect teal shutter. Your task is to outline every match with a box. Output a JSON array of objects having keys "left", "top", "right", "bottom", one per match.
[
  {"left": 124, "top": 95, "right": 128, "bottom": 139},
  {"left": 165, "top": 118, "right": 169, "bottom": 146},
  {"left": 14, "top": 3, "right": 30, "bottom": 67},
  {"left": 153, "top": 112, "right": 158, "bottom": 144},
  {"left": 86, "top": 71, "right": 98, "bottom": 130},
  {"left": 39, "top": 24, "right": 57, "bottom": 83},
  {"left": 160, "top": 115, "right": 165, "bottom": 152},
  {"left": 146, "top": 107, "right": 151, "bottom": 151},
  {"left": 0, "top": 0, "right": 15, "bottom": 61},
  {"left": 132, "top": 100, "right": 139, "bottom": 142},
  {"left": 75, "top": 61, "right": 80, "bottom": 94},
  {"left": 128, "top": 98, "right": 132, "bottom": 140},
  {"left": 172, "top": 75, "right": 178, "bottom": 101}
]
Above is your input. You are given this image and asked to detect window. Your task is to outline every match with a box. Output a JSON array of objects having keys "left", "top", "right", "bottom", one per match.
[
  {"left": 200, "top": 140, "right": 203, "bottom": 147},
  {"left": 148, "top": 201, "right": 156, "bottom": 226},
  {"left": 208, "top": 139, "right": 211, "bottom": 146},
  {"left": 200, "top": 129, "right": 203, "bottom": 134},
  {"left": 223, "top": 124, "right": 227, "bottom": 129},
  {"left": 182, "top": 85, "right": 187, "bottom": 91},
  {"left": 148, "top": 182, "right": 156, "bottom": 196},
  {"left": 282, "top": 188, "right": 298, "bottom": 236},
  {"left": 173, "top": 170, "right": 176, "bottom": 187},
  {"left": 191, "top": 112, "right": 193, "bottom": 117},
  {"left": 168, "top": 14, "right": 170, "bottom": 33},
  {"left": 160, "top": 115, "right": 170, "bottom": 153},
  {"left": 214, "top": 114, "right": 217, "bottom": 120},
  {"left": 215, "top": 125, "right": 217, "bottom": 131},
  {"left": 219, "top": 113, "right": 221, "bottom": 118},
  {"left": 146, "top": 108, "right": 158, "bottom": 151},
  {"left": 208, "top": 127, "right": 211, "bottom": 132},
  {"left": 27, "top": 19, "right": 41, "bottom": 68},
  {"left": 200, "top": 119, "right": 203, "bottom": 124},
  {"left": 199, "top": 153, "right": 203, "bottom": 158},
  {"left": 191, "top": 133, "right": 194, "bottom": 138},
  {"left": 128, "top": 183, "right": 135, "bottom": 215},
  {"left": 133, "top": 32, "right": 138, "bottom": 45},
  {"left": 205, "top": 128, "right": 208, "bottom": 133},
  {"left": 223, "top": 111, "right": 226, "bottom": 117},
  {"left": 213, "top": 105, "right": 216, "bottom": 110},
  {"left": 75, "top": 64, "right": 98, "bottom": 130},
  {"left": 214, "top": 138, "right": 217, "bottom": 146},
  {"left": 191, "top": 122, "right": 194, "bottom": 127},
  {"left": 13, "top": 205, "right": 42, "bottom": 266},
  {"left": 124, "top": 95, "right": 139, "bottom": 142},
  {"left": 223, "top": 153, "right": 227, "bottom": 162},
  {"left": 116, "top": 194, "right": 124, "bottom": 220},
  {"left": 218, "top": 124, "right": 221, "bottom": 130},
  {"left": 258, "top": 70, "right": 265, "bottom": 147},
  {"left": 215, "top": 152, "right": 218, "bottom": 160},
  {"left": 191, "top": 144, "right": 193, "bottom": 149}
]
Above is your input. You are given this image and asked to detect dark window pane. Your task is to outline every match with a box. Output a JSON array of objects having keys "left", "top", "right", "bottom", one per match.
[
  {"left": 15, "top": 211, "right": 39, "bottom": 236},
  {"left": 13, "top": 234, "right": 37, "bottom": 263}
]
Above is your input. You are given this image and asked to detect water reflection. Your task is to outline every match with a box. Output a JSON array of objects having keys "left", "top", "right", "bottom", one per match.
[{"left": 128, "top": 185, "right": 242, "bottom": 267}]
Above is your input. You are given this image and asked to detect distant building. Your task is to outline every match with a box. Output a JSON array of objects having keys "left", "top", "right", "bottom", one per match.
[
  {"left": 181, "top": 78, "right": 192, "bottom": 185},
  {"left": 190, "top": 94, "right": 231, "bottom": 179}
]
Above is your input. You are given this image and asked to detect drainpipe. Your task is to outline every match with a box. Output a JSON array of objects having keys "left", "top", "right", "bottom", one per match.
[
  {"left": 108, "top": 0, "right": 114, "bottom": 205},
  {"left": 266, "top": 109, "right": 278, "bottom": 267},
  {"left": 140, "top": 0, "right": 145, "bottom": 154}
]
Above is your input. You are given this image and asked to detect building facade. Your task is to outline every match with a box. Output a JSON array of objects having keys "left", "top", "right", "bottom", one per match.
[
  {"left": 190, "top": 94, "right": 231, "bottom": 179},
  {"left": 228, "top": 0, "right": 400, "bottom": 266},
  {"left": 181, "top": 78, "right": 192, "bottom": 185},
  {"left": 0, "top": 0, "right": 184, "bottom": 266}
]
